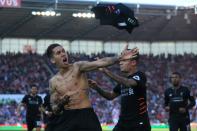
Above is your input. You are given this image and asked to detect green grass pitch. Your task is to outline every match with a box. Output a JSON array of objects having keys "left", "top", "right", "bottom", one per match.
[
  {"left": 0, "top": 126, "right": 196, "bottom": 131},
  {"left": 103, "top": 129, "right": 196, "bottom": 131},
  {"left": 0, "top": 128, "right": 196, "bottom": 131}
]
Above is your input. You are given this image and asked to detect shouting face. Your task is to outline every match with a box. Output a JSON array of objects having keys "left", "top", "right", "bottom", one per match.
[{"left": 51, "top": 46, "right": 69, "bottom": 68}]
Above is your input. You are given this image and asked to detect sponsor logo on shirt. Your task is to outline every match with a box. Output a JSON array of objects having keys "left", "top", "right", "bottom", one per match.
[
  {"left": 121, "top": 87, "right": 134, "bottom": 96},
  {"left": 28, "top": 98, "right": 39, "bottom": 105}
]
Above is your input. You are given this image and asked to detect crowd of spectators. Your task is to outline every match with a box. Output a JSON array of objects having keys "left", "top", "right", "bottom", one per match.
[
  {"left": 0, "top": 53, "right": 50, "bottom": 94},
  {"left": 0, "top": 52, "right": 197, "bottom": 125}
]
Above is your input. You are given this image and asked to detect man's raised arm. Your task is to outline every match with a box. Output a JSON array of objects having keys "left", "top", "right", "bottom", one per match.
[
  {"left": 77, "top": 56, "right": 120, "bottom": 72},
  {"left": 77, "top": 46, "right": 138, "bottom": 72}
]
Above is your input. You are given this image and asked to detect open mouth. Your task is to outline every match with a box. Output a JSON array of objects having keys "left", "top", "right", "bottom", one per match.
[{"left": 63, "top": 58, "right": 68, "bottom": 63}]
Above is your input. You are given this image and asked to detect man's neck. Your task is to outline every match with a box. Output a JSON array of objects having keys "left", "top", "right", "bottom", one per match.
[
  {"left": 127, "top": 67, "right": 137, "bottom": 76},
  {"left": 173, "top": 85, "right": 181, "bottom": 89},
  {"left": 31, "top": 93, "right": 36, "bottom": 97},
  {"left": 59, "top": 65, "right": 71, "bottom": 75}
]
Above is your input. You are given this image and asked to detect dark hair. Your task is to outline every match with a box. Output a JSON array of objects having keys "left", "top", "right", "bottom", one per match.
[
  {"left": 46, "top": 43, "right": 61, "bottom": 58},
  {"left": 30, "top": 84, "right": 38, "bottom": 89},
  {"left": 172, "top": 72, "right": 181, "bottom": 78}
]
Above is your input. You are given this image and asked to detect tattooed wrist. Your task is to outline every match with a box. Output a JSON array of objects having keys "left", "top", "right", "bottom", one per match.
[
  {"left": 110, "top": 56, "right": 120, "bottom": 64},
  {"left": 58, "top": 95, "right": 70, "bottom": 107},
  {"left": 52, "top": 95, "right": 70, "bottom": 114}
]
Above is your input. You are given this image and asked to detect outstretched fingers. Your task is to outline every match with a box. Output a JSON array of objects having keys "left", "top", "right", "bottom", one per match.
[
  {"left": 123, "top": 43, "right": 129, "bottom": 52},
  {"left": 131, "top": 47, "right": 139, "bottom": 58},
  {"left": 121, "top": 43, "right": 129, "bottom": 56},
  {"left": 120, "top": 47, "right": 139, "bottom": 61}
]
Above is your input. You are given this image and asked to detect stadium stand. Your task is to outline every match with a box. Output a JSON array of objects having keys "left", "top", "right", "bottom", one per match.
[{"left": 0, "top": 52, "right": 196, "bottom": 125}]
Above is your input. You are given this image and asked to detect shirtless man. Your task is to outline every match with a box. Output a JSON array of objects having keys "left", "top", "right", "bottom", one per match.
[{"left": 45, "top": 43, "right": 138, "bottom": 131}]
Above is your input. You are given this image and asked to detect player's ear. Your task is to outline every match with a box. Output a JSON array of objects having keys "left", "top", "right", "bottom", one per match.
[
  {"left": 50, "top": 57, "right": 56, "bottom": 64},
  {"left": 130, "top": 60, "right": 137, "bottom": 65}
]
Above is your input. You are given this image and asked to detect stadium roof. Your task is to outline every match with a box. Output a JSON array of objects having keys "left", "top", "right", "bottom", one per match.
[
  {"left": 66, "top": 0, "right": 197, "bottom": 7},
  {"left": 0, "top": 0, "right": 197, "bottom": 41}
]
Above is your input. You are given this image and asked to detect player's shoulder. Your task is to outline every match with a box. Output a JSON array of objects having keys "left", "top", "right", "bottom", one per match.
[
  {"left": 72, "top": 61, "right": 89, "bottom": 73},
  {"left": 136, "top": 71, "right": 146, "bottom": 77},
  {"left": 70, "top": 63, "right": 80, "bottom": 71},
  {"left": 36, "top": 94, "right": 42, "bottom": 98},
  {"left": 74, "top": 60, "right": 94, "bottom": 66},
  {"left": 165, "top": 87, "right": 173, "bottom": 92},
  {"left": 44, "top": 94, "right": 50, "bottom": 99},
  {"left": 73, "top": 61, "right": 86, "bottom": 68},
  {"left": 25, "top": 93, "right": 31, "bottom": 97},
  {"left": 134, "top": 71, "right": 146, "bottom": 76},
  {"left": 131, "top": 71, "right": 146, "bottom": 80},
  {"left": 23, "top": 94, "right": 29, "bottom": 98},
  {"left": 50, "top": 74, "right": 59, "bottom": 83},
  {"left": 49, "top": 76, "right": 58, "bottom": 89},
  {"left": 34, "top": 95, "right": 42, "bottom": 101},
  {"left": 74, "top": 61, "right": 83, "bottom": 65},
  {"left": 165, "top": 87, "right": 169, "bottom": 91},
  {"left": 180, "top": 85, "right": 190, "bottom": 91}
]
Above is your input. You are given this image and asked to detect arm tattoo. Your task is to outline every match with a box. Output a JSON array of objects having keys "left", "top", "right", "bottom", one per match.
[
  {"left": 100, "top": 56, "right": 120, "bottom": 66},
  {"left": 95, "top": 86, "right": 115, "bottom": 100},
  {"left": 78, "top": 56, "right": 120, "bottom": 72},
  {"left": 104, "top": 69, "right": 136, "bottom": 87}
]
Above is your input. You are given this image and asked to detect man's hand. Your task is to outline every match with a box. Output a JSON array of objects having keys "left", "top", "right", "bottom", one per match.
[
  {"left": 165, "top": 106, "right": 170, "bottom": 112},
  {"left": 179, "top": 107, "right": 186, "bottom": 113},
  {"left": 39, "top": 106, "right": 44, "bottom": 112},
  {"left": 120, "top": 44, "right": 139, "bottom": 61},
  {"left": 16, "top": 103, "right": 24, "bottom": 116},
  {"left": 52, "top": 105, "right": 62, "bottom": 115},
  {"left": 39, "top": 106, "right": 53, "bottom": 117},
  {"left": 16, "top": 109, "right": 20, "bottom": 116},
  {"left": 88, "top": 79, "right": 99, "bottom": 90},
  {"left": 58, "top": 95, "right": 70, "bottom": 107},
  {"left": 45, "top": 111, "right": 53, "bottom": 117},
  {"left": 53, "top": 95, "right": 70, "bottom": 115},
  {"left": 121, "top": 43, "right": 129, "bottom": 56}
]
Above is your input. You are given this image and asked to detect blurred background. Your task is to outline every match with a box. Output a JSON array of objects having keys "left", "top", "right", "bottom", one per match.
[{"left": 0, "top": 0, "right": 197, "bottom": 130}]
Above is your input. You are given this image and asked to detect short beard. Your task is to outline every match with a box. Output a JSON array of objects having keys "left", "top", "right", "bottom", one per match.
[
  {"left": 32, "top": 93, "right": 36, "bottom": 96},
  {"left": 173, "top": 83, "right": 179, "bottom": 87}
]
